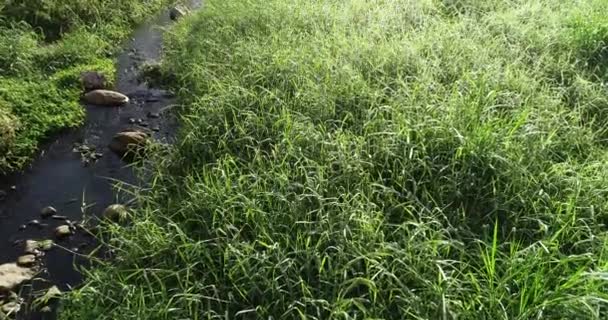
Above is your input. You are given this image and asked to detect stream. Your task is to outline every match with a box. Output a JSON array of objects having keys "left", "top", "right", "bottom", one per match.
[{"left": 0, "top": 2, "right": 200, "bottom": 318}]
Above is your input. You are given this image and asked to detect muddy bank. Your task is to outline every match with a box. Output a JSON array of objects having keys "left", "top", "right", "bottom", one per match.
[{"left": 0, "top": 2, "right": 200, "bottom": 318}]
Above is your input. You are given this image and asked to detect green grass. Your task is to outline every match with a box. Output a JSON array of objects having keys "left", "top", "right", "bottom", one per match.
[
  {"left": 0, "top": 0, "right": 174, "bottom": 173},
  {"left": 62, "top": 0, "right": 608, "bottom": 319}
]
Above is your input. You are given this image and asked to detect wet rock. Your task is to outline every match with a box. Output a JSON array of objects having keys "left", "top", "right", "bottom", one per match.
[
  {"left": 9, "top": 186, "right": 16, "bottom": 191},
  {"left": 83, "top": 90, "right": 129, "bottom": 106},
  {"left": 51, "top": 215, "right": 68, "bottom": 221},
  {"left": 152, "top": 126, "right": 160, "bottom": 132},
  {"left": 39, "top": 240, "right": 54, "bottom": 251},
  {"left": 81, "top": 71, "right": 107, "bottom": 91},
  {"left": 0, "top": 263, "right": 35, "bottom": 291},
  {"left": 54, "top": 225, "right": 72, "bottom": 239},
  {"left": 25, "top": 240, "right": 54, "bottom": 254},
  {"left": 169, "top": 6, "right": 188, "bottom": 21},
  {"left": 40, "top": 206, "right": 57, "bottom": 218},
  {"left": 147, "top": 112, "right": 160, "bottom": 119},
  {"left": 24, "top": 240, "right": 38, "bottom": 254},
  {"left": 103, "top": 204, "right": 129, "bottom": 222},
  {"left": 139, "top": 121, "right": 149, "bottom": 127},
  {"left": 128, "top": 118, "right": 136, "bottom": 124},
  {"left": 27, "top": 220, "right": 41, "bottom": 227},
  {"left": 18, "top": 225, "right": 26, "bottom": 231},
  {"left": 74, "top": 144, "right": 103, "bottom": 164},
  {"left": 109, "top": 130, "right": 149, "bottom": 156},
  {"left": 17, "top": 255, "right": 36, "bottom": 267}
]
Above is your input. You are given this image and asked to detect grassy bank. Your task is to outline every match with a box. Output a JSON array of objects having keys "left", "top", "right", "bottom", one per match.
[
  {"left": 0, "top": 0, "right": 174, "bottom": 174},
  {"left": 62, "top": 0, "right": 608, "bottom": 319}
]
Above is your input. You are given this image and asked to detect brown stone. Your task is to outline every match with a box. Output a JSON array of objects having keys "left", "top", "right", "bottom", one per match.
[
  {"left": 0, "top": 263, "right": 35, "bottom": 291},
  {"left": 169, "top": 6, "right": 188, "bottom": 20},
  {"left": 83, "top": 90, "right": 129, "bottom": 106},
  {"left": 108, "top": 130, "right": 148, "bottom": 156},
  {"left": 17, "top": 255, "right": 36, "bottom": 267},
  {"left": 55, "top": 225, "right": 72, "bottom": 238},
  {"left": 103, "top": 204, "right": 129, "bottom": 222},
  {"left": 40, "top": 206, "right": 57, "bottom": 218},
  {"left": 24, "top": 240, "right": 53, "bottom": 254}
]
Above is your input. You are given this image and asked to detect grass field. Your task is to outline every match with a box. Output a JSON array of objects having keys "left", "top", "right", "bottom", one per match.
[
  {"left": 61, "top": 0, "right": 608, "bottom": 319},
  {"left": 0, "top": 0, "right": 173, "bottom": 173}
]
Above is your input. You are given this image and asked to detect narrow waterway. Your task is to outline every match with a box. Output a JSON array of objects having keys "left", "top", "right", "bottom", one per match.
[{"left": 0, "top": 2, "right": 200, "bottom": 318}]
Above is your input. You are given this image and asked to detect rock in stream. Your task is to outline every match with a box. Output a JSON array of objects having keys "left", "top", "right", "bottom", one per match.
[
  {"left": 109, "top": 130, "right": 149, "bottom": 156},
  {"left": 0, "top": 263, "right": 35, "bottom": 292},
  {"left": 83, "top": 90, "right": 129, "bottom": 106}
]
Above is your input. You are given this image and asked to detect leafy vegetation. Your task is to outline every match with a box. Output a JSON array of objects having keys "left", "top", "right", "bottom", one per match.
[
  {"left": 62, "top": 0, "right": 608, "bottom": 319},
  {"left": 0, "top": 0, "right": 173, "bottom": 173}
]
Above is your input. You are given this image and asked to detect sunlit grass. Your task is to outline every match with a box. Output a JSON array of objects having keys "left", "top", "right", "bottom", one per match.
[{"left": 62, "top": 0, "right": 608, "bottom": 319}]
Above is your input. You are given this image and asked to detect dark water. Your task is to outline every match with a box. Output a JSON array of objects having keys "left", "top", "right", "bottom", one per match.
[{"left": 0, "top": 2, "right": 201, "bottom": 318}]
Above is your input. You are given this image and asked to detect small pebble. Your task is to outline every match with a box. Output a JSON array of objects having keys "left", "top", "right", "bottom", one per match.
[
  {"left": 25, "top": 239, "right": 54, "bottom": 253},
  {"left": 24, "top": 240, "right": 39, "bottom": 253},
  {"left": 152, "top": 126, "right": 160, "bottom": 132},
  {"left": 10, "top": 185, "right": 16, "bottom": 191},
  {"left": 103, "top": 204, "right": 129, "bottom": 222},
  {"left": 136, "top": 118, "right": 143, "bottom": 124},
  {"left": 51, "top": 215, "right": 69, "bottom": 221},
  {"left": 41, "top": 206, "right": 57, "bottom": 218},
  {"left": 18, "top": 224, "right": 26, "bottom": 231},
  {"left": 147, "top": 112, "right": 160, "bottom": 119},
  {"left": 128, "top": 118, "right": 136, "bottom": 124},
  {"left": 27, "top": 219, "right": 41, "bottom": 227},
  {"left": 55, "top": 225, "right": 73, "bottom": 238},
  {"left": 140, "top": 121, "right": 149, "bottom": 127}
]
